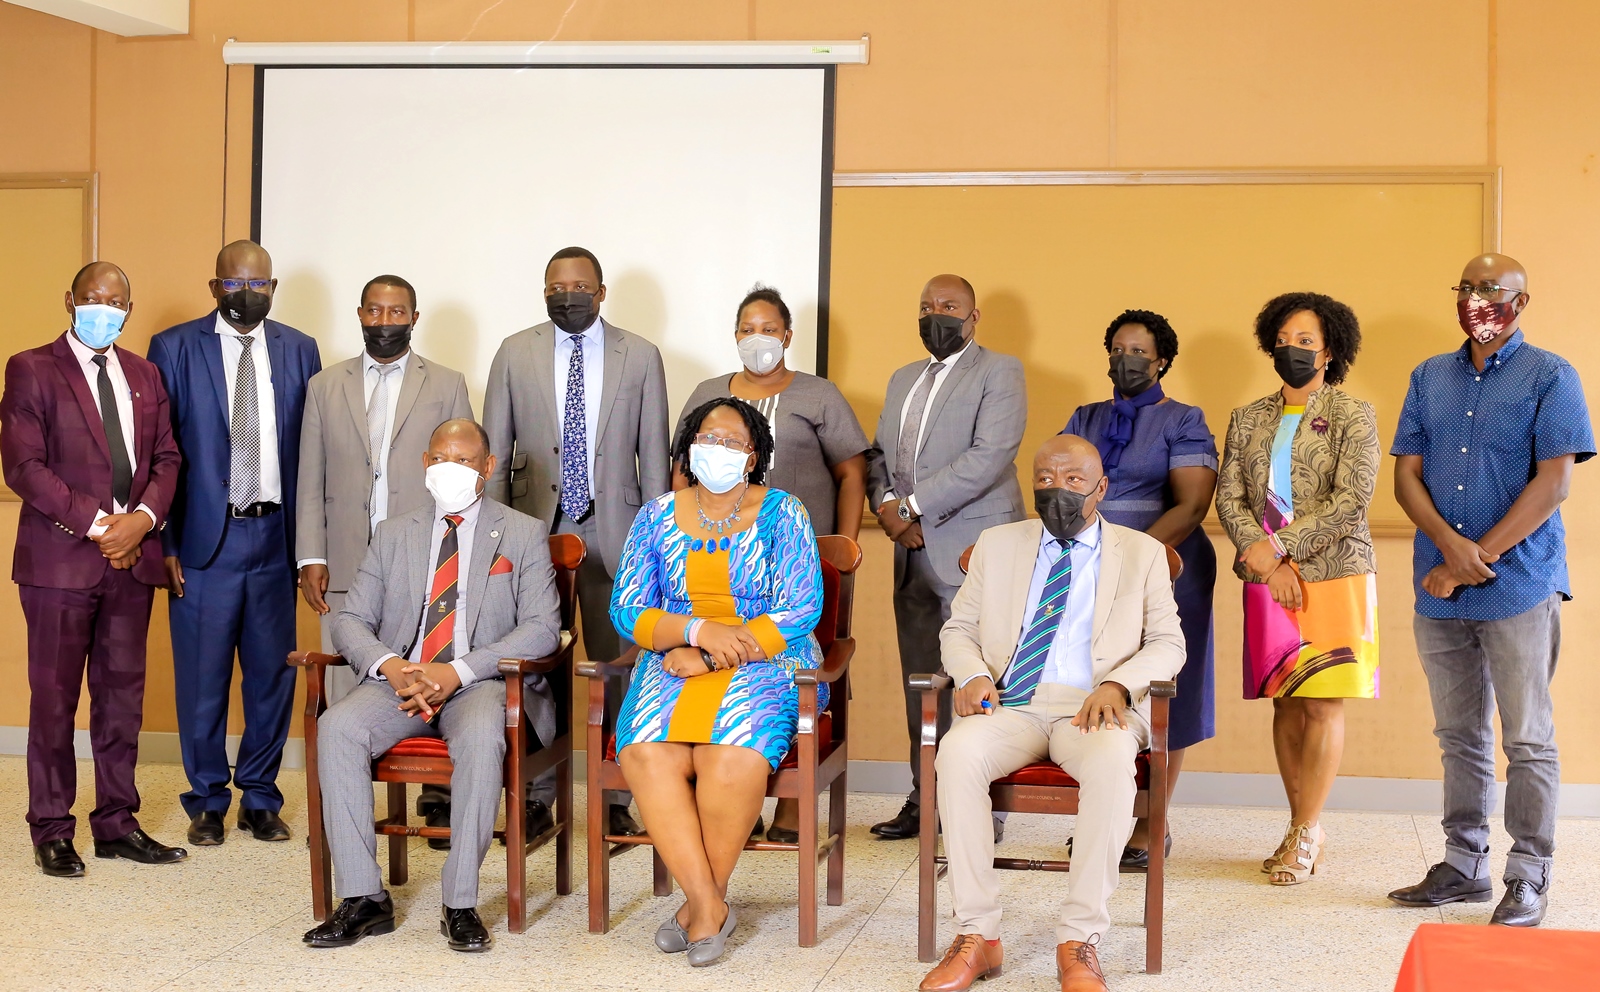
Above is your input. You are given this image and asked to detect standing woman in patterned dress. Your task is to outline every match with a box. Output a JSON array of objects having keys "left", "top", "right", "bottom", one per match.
[
  {"left": 612, "top": 397, "right": 825, "bottom": 966},
  {"left": 1217, "top": 292, "right": 1381, "bottom": 886}
]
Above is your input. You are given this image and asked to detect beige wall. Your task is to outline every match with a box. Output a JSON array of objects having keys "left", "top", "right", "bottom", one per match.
[{"left": 2, "top": 0, "right": 1597, "bottom": 783}]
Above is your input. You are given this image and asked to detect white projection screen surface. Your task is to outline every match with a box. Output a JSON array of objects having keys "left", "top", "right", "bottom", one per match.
[{"left": 254, "top": 65, "right": 832, "bottom": 413}]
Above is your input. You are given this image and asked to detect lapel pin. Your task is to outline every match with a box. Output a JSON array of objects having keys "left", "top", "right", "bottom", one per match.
[{"left": 490, "top": 530, "right": 500, "bottom": 539}]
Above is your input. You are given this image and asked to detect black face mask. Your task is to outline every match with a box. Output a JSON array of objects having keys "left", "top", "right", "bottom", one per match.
[
  {"left": 1108, "top": 354, "right": 1157, "bottom": 397},
  {"left": 1273, "top": 345, "right": 1323, "bottom": 389},
  {"left": 363, "top": 322, "right": 412, "bottom": 361},
  {"left": 219, "top": 289, "right": 272, "bottom": 329},
  {"left": 547, "top": 291, "right": 597, "bottom": 334},
  {"left": 918, "top": 313, "right": 968, "bottom": 361},
  {"left": 1035, "top": 486, "right": 1093, "bottom": 543}
]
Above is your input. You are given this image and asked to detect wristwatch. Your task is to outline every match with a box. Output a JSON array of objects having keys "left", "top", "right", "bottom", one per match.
[{"left": 897, "top": 496, "right": 917, "bottom": 522}]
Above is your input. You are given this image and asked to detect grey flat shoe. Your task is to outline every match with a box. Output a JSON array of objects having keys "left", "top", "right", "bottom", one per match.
[
  {"left": 686, "top": 902, "right": 737, "bottom": 967},
  {"left": 655, "top": 907, "right": 690, "bottom": 953}
]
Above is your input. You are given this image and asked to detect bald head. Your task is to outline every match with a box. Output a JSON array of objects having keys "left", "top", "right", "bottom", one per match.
[
  {"left": 216, "top": 240, "right": 272, "bottom": 279},
  {"left": 923, "top": 273, "right": 976, "bottom": 311},
  {"left": 918, "top": 274, "right": 979, "bottom": 358},
  {"left": 1460, "top": 253, "right": 1527, "bottom": 292},
  {"left": 424, "top": 418, "right": 496, "bottom": 494},
  {"left": 1032, "top": 434, "right": 1107, "bottom": 535},
  {"left": 1456, "top": 253, "right": 1529, "bottom": 347}
]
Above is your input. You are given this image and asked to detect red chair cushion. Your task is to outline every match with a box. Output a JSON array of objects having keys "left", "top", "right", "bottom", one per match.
[
  {"left": 385, "top": 737, "right": 451, "bottom": 759},
  {"left": 996, "top": 752, "right": 1152, "bottom": 791}
]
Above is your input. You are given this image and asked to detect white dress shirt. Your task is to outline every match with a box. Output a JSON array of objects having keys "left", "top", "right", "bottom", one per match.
[
  {"left": 65, "top": 331, "right": 155, "bottom": 536},
  {"left": 553, "top": 317, "right": 604, "bottom": 488},
  {"left": 884, "top": 339, "right": 973, "bottom": 516},
  {"left": 214, "top": 313, "right": 281, "bottom": 504},
  {"left": 370, "top": 496, "right": 481, "bottom": 690}
]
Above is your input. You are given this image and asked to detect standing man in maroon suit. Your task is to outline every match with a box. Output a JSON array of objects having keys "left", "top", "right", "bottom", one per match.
[{"left": 1, "top": 261, "right": 187, "bottom": 876}]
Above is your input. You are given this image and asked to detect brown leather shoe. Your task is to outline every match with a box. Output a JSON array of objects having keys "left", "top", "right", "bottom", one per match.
[
  {"left": 1056, "top": 938, "right": 1107, "bottom": 991},
  {"left": 919, "top": 934, "right": 1004, "bottom": 991}
]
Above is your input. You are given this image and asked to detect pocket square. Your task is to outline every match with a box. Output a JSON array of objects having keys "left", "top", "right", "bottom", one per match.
[{"left": 488, "top": 553, "right": 514, "bottom": 576}]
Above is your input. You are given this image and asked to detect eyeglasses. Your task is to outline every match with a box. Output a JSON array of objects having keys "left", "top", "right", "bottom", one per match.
[
  {"left": 219, "top": 279, "right": 272, "bottom": 293},
  {"left": 1451, "top": 283, "right": 1520, "bottom": 302},
  {"left": 692, "top": 432, "right": 753, "bottom": 453}
]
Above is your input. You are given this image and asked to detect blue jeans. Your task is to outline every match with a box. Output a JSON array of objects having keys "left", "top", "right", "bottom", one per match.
[{"left": 1413, "top": 594, "right": 1561, "bottom": 891}]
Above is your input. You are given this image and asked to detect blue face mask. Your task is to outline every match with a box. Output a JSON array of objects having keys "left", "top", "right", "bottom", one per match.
[{"left": 72, "top": 303, "right": 128, "bottom": 350}]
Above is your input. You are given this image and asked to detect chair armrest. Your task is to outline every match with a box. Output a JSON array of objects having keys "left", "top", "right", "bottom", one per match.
[
  {"left": 497, "top": 631, "right": 574, "bottom": 677},
  {"left": 289, "top": 651, "right": 347, "bottom": 668},
  {"left": 795, "top": 637, "right": 854, "bottom": 685},
  {"left": 1149, "top": 680, "right": 1177, "bottom": 698},
  {"left": 577, "top": 643, "right": 641, "bottom": 681},
  {"left": 908, "top": 672, "right": 952, "bottom": 693}
]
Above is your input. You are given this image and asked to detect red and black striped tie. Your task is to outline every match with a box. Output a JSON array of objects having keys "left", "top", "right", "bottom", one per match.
[{"left": 420, "top": 514, "right": 464, "bottom": 665}]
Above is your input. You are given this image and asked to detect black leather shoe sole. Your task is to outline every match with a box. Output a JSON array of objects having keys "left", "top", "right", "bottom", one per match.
[
  {"left": 1387, "top": 887, "right": 1492, "bottom": 907},
  {"left": 304, "top": 918, "right": 396, "bottom": 948},
  {"left": 441, "top": 921, "right": 492, "bottom": 952}
]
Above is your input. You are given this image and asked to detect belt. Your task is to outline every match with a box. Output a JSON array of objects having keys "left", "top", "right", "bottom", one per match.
[{"left": 229, "top": 501, "right": 281, "bottom": 518}]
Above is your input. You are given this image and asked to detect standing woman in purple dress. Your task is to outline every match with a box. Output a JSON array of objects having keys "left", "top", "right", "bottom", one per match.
[{"left": 1062, "top": 309, "right": 1218, "bottom": 865}]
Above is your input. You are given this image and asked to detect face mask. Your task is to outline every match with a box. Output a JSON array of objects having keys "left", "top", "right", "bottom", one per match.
[
  {"left": 425, "top": 462, "right": 483, "bottom": 514},
  {"left": 1273, "top": 345, "right": 1323, "bottom": 389},
  {"left": 219, "top": 288, "right": 272, "bottom": 329},
  {"left": 690, "top": 443, "right": 750, "bottom": 494},
  {"left": 1457, "top": 296, "right": 1519, "bottom": 345},
  {"left": 363, "top": 322, "right": 412, "bottom": 361},
  {"left": 918, "top": 313, "right": 968, "bottom": 361},
  {"left": 1108, "top": 354, "right": 1156, "bottom": 397},
  {"left": 1035, "top": 486, "right": 1093, "bottom": 542},
  {"left": 736, "top": 333, "right": 785, "bottom": 376},
  {"left": 72, "top": 303, "right": 128, "bottom": 350},
  {"left": 547, "top": 291, "right": 597, "bottom": 334}
]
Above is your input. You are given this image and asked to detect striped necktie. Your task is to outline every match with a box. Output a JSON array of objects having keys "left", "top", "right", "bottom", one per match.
[
  {"left": 998, "top": 539, "right": 1076, "bottom": 707},
  {"left": 420, "top": 514, "right": 465, "bottom": 665}
]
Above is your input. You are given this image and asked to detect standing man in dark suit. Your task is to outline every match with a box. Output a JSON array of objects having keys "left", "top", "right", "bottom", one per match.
[
  {"left": 483, "top": 246, "right": 670, "bottom": 837},
  {"left": 865, "top": 273, "right": 1028, "bottom": 840},
  {"left": 148, "top": 240, "right": 322, "bottom": 847},
  {"left": 2, "top": 261, "right": 187, "bottom": 876}
]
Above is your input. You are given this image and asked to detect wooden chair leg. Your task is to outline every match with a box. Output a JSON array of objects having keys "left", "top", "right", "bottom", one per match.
[
  {"left": 826, "top": 767, "right": 846, "bottom": 907},
  {"left": 386, "top": 782, "right": 408, "bottom": 886},
  {"left": 304, "top": 731, "right": 332, "bottom": 921},
  {"left": 652, "top": 847, "right": 673, "bottom": 897},
  {"left": 556, "top": 745, "right": 572, "bottom": 896},
  {"left": 506, "top": 763, "right": 527, "bottom": 934},
  {"left": 1146, "top": 787, "right": 1167, "bottom": 972},
  {"left": 586, "top": 684, "right": 610, "bottom": 933},
  {"left": 917, "top": 716, "right": 940, "bottom": 962}
]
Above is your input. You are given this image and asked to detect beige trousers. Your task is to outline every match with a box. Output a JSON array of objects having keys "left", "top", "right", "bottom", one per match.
[{"left": 934, "top": 681, "right": 1148, "bottom": 945}]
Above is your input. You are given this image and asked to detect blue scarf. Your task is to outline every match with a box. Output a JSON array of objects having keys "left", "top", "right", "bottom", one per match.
[{"left": 1096, "top": 381, "right": 1165, "bottom": 472}]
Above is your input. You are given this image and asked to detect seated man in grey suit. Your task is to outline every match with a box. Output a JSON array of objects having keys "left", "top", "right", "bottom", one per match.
[{"left": 302, "top": 419, "right": 559, "bottom": 953}]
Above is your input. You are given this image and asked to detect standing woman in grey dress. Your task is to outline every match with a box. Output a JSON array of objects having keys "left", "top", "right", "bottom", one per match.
[{"left": 675, "top": 285, "right": 871, "bottom": 842}]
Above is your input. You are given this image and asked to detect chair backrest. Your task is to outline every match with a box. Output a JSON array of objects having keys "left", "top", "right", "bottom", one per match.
[
  {"left": 816, "top": 534, "right": 863, "bottom": 642},
  {"left": 548, "top": 533, "right": 587, "bottom": 632}
]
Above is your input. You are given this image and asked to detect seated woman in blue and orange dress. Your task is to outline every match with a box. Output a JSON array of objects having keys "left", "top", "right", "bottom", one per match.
[{"left": 611, "top": 396, "right": 825, "bottom": 968}]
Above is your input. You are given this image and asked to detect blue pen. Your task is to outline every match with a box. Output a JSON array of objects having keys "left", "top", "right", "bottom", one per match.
[{"left": 980, "top": 700, "right": 993, "bottom": 710}]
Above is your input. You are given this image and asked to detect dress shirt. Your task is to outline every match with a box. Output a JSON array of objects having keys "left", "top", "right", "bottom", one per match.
[
  {"left": 64, "top": 331, "right": 155, "bottom": 536},
  {"left": 884, "top": 339, "right": 973, "bottom": 516},
  {"left": 553, "top": 317, "right": 604, "bottom": 489},
  {"left": 1392, "top": 330, "right": 1595, "bottom": 620},
  {"left": 960, "top": 518, "right": 1102, "bottom": 691},
  {"left": 370, "top": 496, "right": 481, "bottom": 690},
  {"left": 214, "top": 313, "right": 282, "bottom": 504}
]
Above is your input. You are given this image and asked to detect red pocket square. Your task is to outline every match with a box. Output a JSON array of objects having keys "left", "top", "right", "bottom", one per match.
[{"left": 489, "top": 554, "right": 514, "bottom": 576}]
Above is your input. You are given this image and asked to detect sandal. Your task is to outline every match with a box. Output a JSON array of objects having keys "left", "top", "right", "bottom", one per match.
[
  {"left": 1261, "top": 821, "right": 1296, "bottom": 873},
  {"left": 1268, "top": 823, "right": 1324, "bottom": 885}
]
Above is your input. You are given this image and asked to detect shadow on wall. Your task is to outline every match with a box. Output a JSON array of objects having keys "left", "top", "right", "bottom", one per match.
[
  {"left": 278, "top": 267, "right": 337, "bottom": 354},
  {"left": 417, "top": 300, "right": 482, "bottom": 407},
  {"left": 826, "top": 309, "right": 888, "bottom": 440}
]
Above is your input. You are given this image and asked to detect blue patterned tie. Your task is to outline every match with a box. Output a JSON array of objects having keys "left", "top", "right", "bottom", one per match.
[
  {"left": 560, "top": 336, "right": 590, "bottom": 520},
  {"left": 999, "top": 539, "right": 1076, "bottom": 706}
]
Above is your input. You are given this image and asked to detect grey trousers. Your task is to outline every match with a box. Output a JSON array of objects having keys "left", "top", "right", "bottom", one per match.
[
  {"left": 555, "top": 508, "right": 631, "bottom": 807},
  {"left": 894, "top": 545, "right": 961, "bottom": 808},
  {"left": 1414, "top": 594, "right": 1562, "bottom": 890},
  {"left": 318, "top": 678, "right": 506, "bottom": 908}
]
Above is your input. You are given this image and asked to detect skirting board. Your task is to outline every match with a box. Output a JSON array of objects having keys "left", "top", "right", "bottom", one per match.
[{"left": 4, "top": 731, "right": 1596, "bottom": 817}]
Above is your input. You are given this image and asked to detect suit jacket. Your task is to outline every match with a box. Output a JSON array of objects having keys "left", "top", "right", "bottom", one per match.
[
  {"left": 1, "top": 333, "right": 181, "bottom": 588},
  {"left": 296, "top": 351, "right": 474, "bottom": 591},
  {"left": 1216, "top": 385, "right": 1380, "bottom": 583},
  {"left": 482, "top": 318, "right": 670, "bottom": 574},
  {"left": 331, "top": 497, "right": 561, "bottom": 686},
  {"left": 940, "top": 517, "right": 1186, "bottom": 721},
  {"left": 866, "top": 343, "right": 1028, "bottom": 586},
  {"left": 147, "top": 312, "right": 322, "bottom": 568}
]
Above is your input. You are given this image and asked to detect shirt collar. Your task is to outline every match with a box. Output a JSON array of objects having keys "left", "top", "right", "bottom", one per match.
[
  {"left": 1038, "top": 515, "right": 1102, "bottom": 553},
  {"left": 363, "top": 349, "right": 411, "bottom": 377},
  {"left": 64, "top": 329, "right": 116, "bottom": 368},
  {"left": 559, "top": 316, "right": 603, "bottom": 347},
  {"left": 1453, "top": 328, "right": 1525, "bottom": 369},
  {"left": 929, "top": 338, "right": 973, "bottom": 370},
  {"left": 213, "top": 312, "right": 262, "bottom": 340}
]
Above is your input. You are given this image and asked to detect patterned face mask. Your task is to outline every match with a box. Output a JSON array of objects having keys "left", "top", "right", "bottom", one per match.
[{"left": 1457, "top": 296, "right": 1519, "bottom": 344}]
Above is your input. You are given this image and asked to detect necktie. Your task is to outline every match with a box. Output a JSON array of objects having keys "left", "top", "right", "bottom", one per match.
[
  {"left": 893, "top": 361, "right": 946, "bottom": 497},
  {"left": 367, "top": 363, "right": 399, "bottom": 529},
  {"left": 999, "top": 539, "right": 1076, "bottom": 706},
  {"left": 229, "top": 334, "right": 262, "bottom": 507},
  {"left": 90, "top": 355, "right": 133, "bottom": 508},
  {"left": 420, "top": 514, "right": 465, "bottom": 665},
  {"left": 559, "top": 336, "right": 591, "bottom": 520}
]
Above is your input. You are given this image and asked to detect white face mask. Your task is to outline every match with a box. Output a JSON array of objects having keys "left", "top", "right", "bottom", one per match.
[
  {"left": 736, "top": 333, "right": 786, "bottom": 376},
  {"left": 425, "top": 461, "right": 483, "bottom": 513},
  {"left": 690, "top": 443, "right": 750, "bottom": 494}
]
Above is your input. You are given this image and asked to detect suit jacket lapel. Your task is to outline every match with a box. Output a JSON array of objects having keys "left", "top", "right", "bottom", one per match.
[
  {"left": 464, "top": 500, "right": 505, "bottom": 638},
  {"left": 120, "top": 345, "right": 149, "bottom": 464},
  {"left": 531, "top": 325, "right": 558, "bottom": 427},
  {"left": 264, "top": 321, "right": 290, "bottom": 449},
  {"left": 595, "top": 320, "right": 626, "bottom": 446},
  {"left": 197, "top": 314, "right": 230, "bottom": 430},
  {"left": 340, "top": 359, "right": 367, "bottom": 450},
  {"left": 50, "top": 335, "right": 111, "bottom": 465},
  {"left": 388, "top": 353, "right": 427, "bottom": 439},
  {"left": 1000, "top": 520, "right": 1042, "bottom": 664},
  {"left": 881, "top": 365, "right": 916, "bottom": 481},
  {"left": 407, "top": 510, "right": 433, "bottom": 635},
  {"left": 1092, "top": 521, "right": 1122, "bottom": 643},
  {"left": 918, "top": 345, "right": 979, "bottom": 458}
]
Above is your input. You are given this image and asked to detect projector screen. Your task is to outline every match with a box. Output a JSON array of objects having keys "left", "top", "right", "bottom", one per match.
[{"left": 254, "top": 65, "right": 833, "bottom": 414}]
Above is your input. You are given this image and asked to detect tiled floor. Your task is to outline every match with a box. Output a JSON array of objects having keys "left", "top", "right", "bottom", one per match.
[{"left": 5, "top": 755, "right": 1597, "bottom": 991}]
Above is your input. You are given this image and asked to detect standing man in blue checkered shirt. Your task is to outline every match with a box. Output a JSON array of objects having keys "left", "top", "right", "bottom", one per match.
[{"left": 1386, "top": 252, "right": 1594, "bottom": 928}]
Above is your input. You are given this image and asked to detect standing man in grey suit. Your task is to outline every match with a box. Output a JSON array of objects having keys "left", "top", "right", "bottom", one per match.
[
  {"left": 865, "top": 273, "right": 1027, "bottom": 840},
  {"left": 302, "top": 419, "right": 559, "bottom": 952},
  {"left": 483, "top": 246, "right": 670, "bottom": 837}
]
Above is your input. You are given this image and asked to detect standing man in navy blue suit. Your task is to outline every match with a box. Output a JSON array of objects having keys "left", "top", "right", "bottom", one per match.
[{"left": 148, "top": 240, "right": 322, "bottom": 846}]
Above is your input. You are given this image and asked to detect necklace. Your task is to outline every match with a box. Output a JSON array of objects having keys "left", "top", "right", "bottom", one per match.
[{"left": 695, "top": 482, "right": 749, "bottom": 536}]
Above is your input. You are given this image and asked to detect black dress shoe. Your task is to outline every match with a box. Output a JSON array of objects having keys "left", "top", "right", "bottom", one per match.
[
  {"left": 766, "top": 822, "right": 800, "bottom": 844},
  {"left": 188, "top": 811, "right": 225, "bottom": 846},
  {"left": 35, "top": 839, "right": 85, "bottom": 877},
  {"left": 871, "top": 800, "right": 920, "bottom": 840},
  {"left": 425, "top": 804, "right": 452, "bottom": 851},
  {"left": 501, "top": 799, "right": 554, "bottom": 846},
  {"left": 1491, "top": 878, "right": 1548, "bottom": 927},
  {"left": 441, "top": 906, "right": 492, "bottom": 952},
  {"left": 609, "top": 804, "right": 641, "bottom": 837},
  {"left": 238, "top": 808, "right": 291, "bottom": 842},
  {"left": 303, "top": 893, "right": 396, "bottom": 947},
  {"left": 1070, "top": 831, "right": 1172, "bottom": 869},
  {"left": 93, "top": 829, "right": 188, "bottom": 864},
  {"left": 1388, "top": 861, "right": 1492, "bottom": 907}
]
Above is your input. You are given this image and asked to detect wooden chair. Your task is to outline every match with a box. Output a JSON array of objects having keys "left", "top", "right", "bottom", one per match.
[
  {"left": 289, "top": 533, "right": 586, "bottom": 934},
  {"left": 579, "top": 534, "right": 862, "bottom": 947},
  {"left": 913, "top": 541, "right": 1183, "bottom": 974}
]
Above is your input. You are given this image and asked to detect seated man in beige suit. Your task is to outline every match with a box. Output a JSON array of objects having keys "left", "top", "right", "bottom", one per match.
[{"left": 920, "top": 435, "right": 1184, "bottom": 992}]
